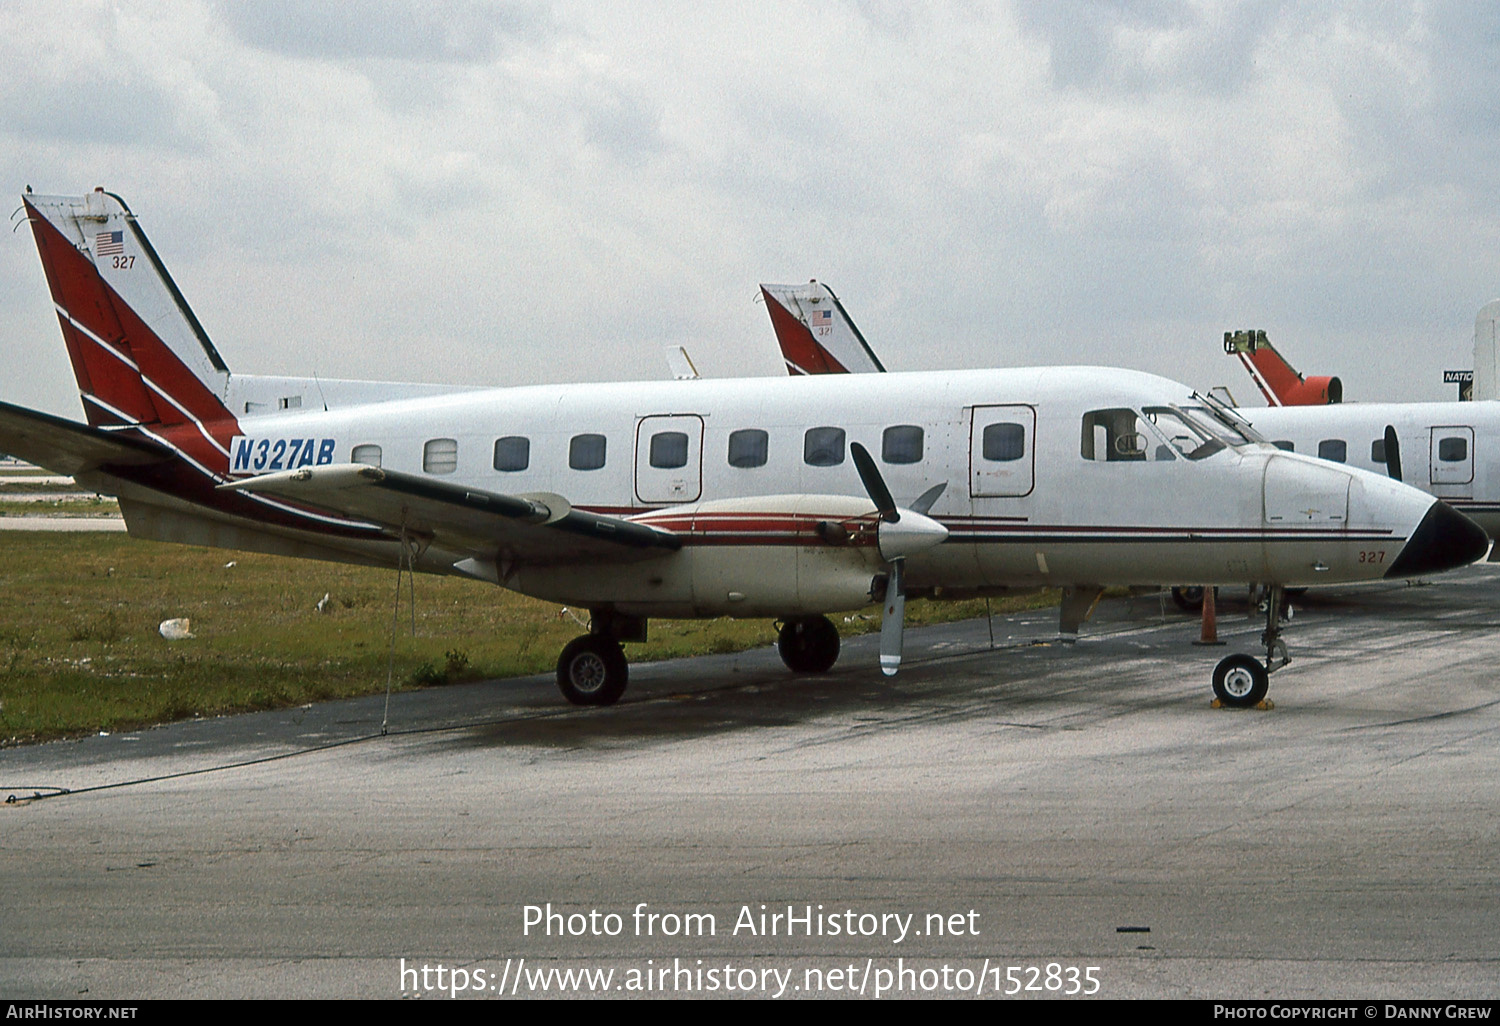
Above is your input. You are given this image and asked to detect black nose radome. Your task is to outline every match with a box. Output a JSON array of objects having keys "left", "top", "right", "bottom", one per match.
[{"left": 1385, "top": 501, "right": 1490, "bottom": 579}]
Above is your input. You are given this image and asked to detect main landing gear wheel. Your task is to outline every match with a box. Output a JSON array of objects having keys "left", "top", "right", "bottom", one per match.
[
  {"left": 1171, "top": 586, "right": 1217, "bottom": 611},
  {"left": 557, "top": 635, "right": 628, "bottom": 706},
  {"left": 777, "top": 615, "right": 841, "bottom": 674},
  {"left": 1212, "top": 653, "right": 1269, "bottom": 708}
]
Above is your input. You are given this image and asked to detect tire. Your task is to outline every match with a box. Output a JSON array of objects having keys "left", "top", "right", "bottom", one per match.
[
  {"left": 1171, "top": 586, "right": 1207, "bottom": 611},
  {"left": 777, "top": 615, "right": 841, "bottom": 674},
  {"left": 1212, "top": 653, "right": 1269, "bottom": 708},
  {"left": 556, "top": 635, "right": 628, "bottom": 706}
]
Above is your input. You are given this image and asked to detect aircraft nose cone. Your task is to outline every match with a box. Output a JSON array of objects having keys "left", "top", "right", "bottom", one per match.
[{"left": 1385, "top": 501, "right": 1490, "bottom": 578}]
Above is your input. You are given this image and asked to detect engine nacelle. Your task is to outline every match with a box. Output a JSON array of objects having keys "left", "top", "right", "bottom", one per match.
[
  {"left": 674, "top": 494, "right": 886, "bottom": 617},
  {"left": 510, "top": 494, "right": 888, "bottom": 618}
]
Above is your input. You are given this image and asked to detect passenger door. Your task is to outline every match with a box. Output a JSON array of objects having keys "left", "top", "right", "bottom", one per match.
[
  {"left": 1429, "top": 425, "right": 1475, "bottom": 491},
  {"left": 969, "top": 405, "right": 1036, "bottom": 498},
  {"left": 635, "top": 414, "right": 704, "bottom": 505}
]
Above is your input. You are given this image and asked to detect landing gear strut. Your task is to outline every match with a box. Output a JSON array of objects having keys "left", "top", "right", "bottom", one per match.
[
  {"left": 1211, "top": 584, "right": 1289, "bottom": 708},
  {"left": 777, "top": 615, "right": 841, "bottom": 674}
]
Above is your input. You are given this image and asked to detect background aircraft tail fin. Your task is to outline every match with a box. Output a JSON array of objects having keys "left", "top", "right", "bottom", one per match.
[
  {"left": 1473, "top": 300, "right": 1500, "bottom": 402},
  {"left": 22, "top": 189, "right": 233, "bottom": 432},
  {"left": 760, "top": 281, "right": 885, "bottom": 375}
]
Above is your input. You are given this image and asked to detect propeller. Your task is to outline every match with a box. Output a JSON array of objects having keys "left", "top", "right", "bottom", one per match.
[
  {"left": 849, "top": 443, "right": 949, "bottom": 675},
  {"left": 1383, "top": 425, "right": 1402, "bottom": 482}
]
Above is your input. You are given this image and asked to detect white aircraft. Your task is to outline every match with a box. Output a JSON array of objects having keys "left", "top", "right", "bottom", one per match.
[
  {"left": 2, "top": 192, "right": 1486, "bottom": 713},
  {"left": 1222, "top": 313, "right": 1500, "bottom": 544},
  {"left": 763, "top": 282, "right": 1500, "bottom": 547}
]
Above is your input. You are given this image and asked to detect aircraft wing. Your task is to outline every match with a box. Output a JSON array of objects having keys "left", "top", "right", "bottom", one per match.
[
  {"left": 221, "top": 464, "right": 682, "bottom": 566},
  {"left": 0, "top": 400, "right": 168, "bottom": 476}
]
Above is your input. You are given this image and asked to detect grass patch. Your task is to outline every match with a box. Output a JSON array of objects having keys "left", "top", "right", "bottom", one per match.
[
  {"left": 0, "top": 497, "right": 120, "bottom": 516},
  {"left": 0, "top": 532, "right": 1058, "bottom": 745},
  {"left": 0, "top": 481, "right": 90, "bottom": 494}
]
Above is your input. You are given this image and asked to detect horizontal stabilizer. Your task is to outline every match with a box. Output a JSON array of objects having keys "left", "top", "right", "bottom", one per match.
[
  {"left": 0, "top": 400, "right": 167, "bottom": 477},
  {"left": 222, "top": 464, "right": 682, "bottom": 566}
]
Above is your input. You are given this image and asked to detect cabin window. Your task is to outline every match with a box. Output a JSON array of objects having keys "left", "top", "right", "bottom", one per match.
[
  {"left": 351, "top": 444, "right": 382, "bottom": 468},
  {"left": 493, "top": 436, "right": 529, "bottom": 472},
  {"left": 1273, "top": 440, "right": 1295, "bottom": 452},
  {"left": 570, "top": 433, "right": 607, "bottom": 471},
  {"left": 727, "top": 429, "right": 768, "bottom": 468},
  {"left": 982, "top": 423, "right": 1026, "bottom": 462},
  {"left": 1317, "top": 439, "right": 1347, "bottom": 463},
  {"left": 1371, "top": 439, "right": 1387, "bottom": 463},
  {"left": 882, "top": 425, "right": 924, "bottom": 464},
  {"left": 1439, "top": 437, "right": 1468, "bottom": 462},
  {"left": 804, "top": 427, "right": 846, "bottom": 467},
  {"left": 423, "top": 438, "right": 458, "bottom": 475},
  {"left": 649, "top": 431, "right": 690, "bottom": 469}
]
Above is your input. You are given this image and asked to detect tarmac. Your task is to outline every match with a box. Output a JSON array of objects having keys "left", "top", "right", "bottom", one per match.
[{"left": 3, "top": 567, "right": 1499, "bottom": 999}]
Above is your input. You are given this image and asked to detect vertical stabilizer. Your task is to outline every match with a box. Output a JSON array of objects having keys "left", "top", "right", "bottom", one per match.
[
  {"left": 23, "top": 190, "right": 233, "bottom": 434},
  {"left": 760, "top": 281, "right": 885, "bottom": 375},
  {"left": 1474, "top": 300, "right": 1500, "bottom": 402}
]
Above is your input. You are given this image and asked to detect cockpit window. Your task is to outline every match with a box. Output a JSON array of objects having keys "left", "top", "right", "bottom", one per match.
[
  {"left": 1081, "top": 408, "right": 1176, "bottom": 462},
  {"left": 1143, "top": 407, "right": 1225, "bottom": 460},
  {"left": 1178, "top": 407, "right": 1251, "bottom": 451},
  {"left": 1191, "top": 392, "right": 1264, "bottom": 444}
]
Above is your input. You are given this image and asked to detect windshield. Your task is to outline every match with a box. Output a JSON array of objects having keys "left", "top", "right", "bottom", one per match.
[
  {"left": 1142, "top": 407, "right": 1225, "bottom": 460},
  {"left": 1190, "top": 392, "right": 1265, "bottom": 444}
]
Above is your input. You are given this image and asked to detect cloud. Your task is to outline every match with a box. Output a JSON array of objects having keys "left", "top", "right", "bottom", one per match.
[
  {"left": 210, "top": 0, "right": 553, "bottom": 64},
  {"left": 1, "top": 0, "right": 1498, "bottom": 419}
]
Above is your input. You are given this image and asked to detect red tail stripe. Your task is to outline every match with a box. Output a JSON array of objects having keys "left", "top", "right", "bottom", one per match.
[
  {"left": 762, "top": 287, "right": 849, "bottom": 376},
  {"left": 26, "top": 200, "right": 237, "bottom": 468}
]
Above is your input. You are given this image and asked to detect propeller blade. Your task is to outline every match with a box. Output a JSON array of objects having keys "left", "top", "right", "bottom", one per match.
[
  {"left": 880, "top": 558, "right": 906, "bottom": 676},
  {"left": 1383, "top": 425, "right": 1403, "bottom": 482},
  {"left": 910, "top": 481, "right": 947, "bottom": 515},
  {"left": 850, "top": 442, "right": 899, "bottom": 522}
]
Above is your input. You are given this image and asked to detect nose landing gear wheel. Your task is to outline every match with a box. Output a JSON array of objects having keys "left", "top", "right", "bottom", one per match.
[
  {"left": 557, "top": 635, "right": 628, "bottom": 706},
  {"left": 1212, "top": 653, "right": 1269, "bottom": 708}
]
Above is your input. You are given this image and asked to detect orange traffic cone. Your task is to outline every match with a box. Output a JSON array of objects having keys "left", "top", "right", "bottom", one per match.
[{"left": 1192, "top": 586, "right": 1225, "bottom": 646}]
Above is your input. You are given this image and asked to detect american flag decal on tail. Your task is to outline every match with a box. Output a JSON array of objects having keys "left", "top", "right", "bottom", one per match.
[{"left": 95, "top": 231, "right": 124, "bottom": 257}]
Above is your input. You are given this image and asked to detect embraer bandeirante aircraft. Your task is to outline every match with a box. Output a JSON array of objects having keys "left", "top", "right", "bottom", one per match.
[
  {"left": 763, "top": 281, "right": 1500, "bottom": 549},
  {"left": 1219, "top": 320, "right": 1500, "bottom": 543},
  {"left": 2, "top": 193, "right": 1486, "bottom": 712}
]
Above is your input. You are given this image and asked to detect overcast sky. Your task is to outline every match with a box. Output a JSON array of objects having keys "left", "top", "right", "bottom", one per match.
[{"left": 2, "top": 0, "right": 1497, "bottom": 419}]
